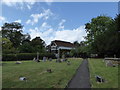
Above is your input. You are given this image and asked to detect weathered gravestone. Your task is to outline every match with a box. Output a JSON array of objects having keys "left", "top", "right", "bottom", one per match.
[
  {"left": 47, "top": 69, "right": 52, "bottom": 73},
  {"left": 33, "top": 57, "right": 36, "bottom": 61},
  {"left": 43, "top": 57, "right": 46, "bottom": 62},
  {"left": 49, "top": 58, "right": 52, "bottom": 61},
  {"left": 67, "top": 61, "right": 71, "bottom": 65},
  {"left": 16, "top": 61, "right": 22, "bottom": 64},
  {"left": 19, "top": 77, "right": 27, "bottom": 81},
  {"left": 95, "top": 75, "right": 105, "bottom": 83},
  {"left": 56, "top": 58, "right": 61, "bottom": 63}
]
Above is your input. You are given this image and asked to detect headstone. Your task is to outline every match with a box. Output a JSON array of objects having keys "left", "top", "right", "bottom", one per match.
[
  {"left": 16, "top": 61, "right": 22, "bottom": 64},
  {"left": 33, "top": 57, "right": 36, "bottom": 61},
  {"left": 19, "top": 77, "right": 27, "bottom": 81},
  {"left": 43, "top": 57, "right": 46, "bottom": 62},
  {"left": 47, "top": 69, "right": 52, "bottom": 73},
  {"left": 37, "top": 60, "right": 40, "bottom": 62},
  {"left": 67, "top": 61, "right": 71, "bottom": 65},
  {"left": 56, "top": 58, "right": 61, "bottom": 63},
  {"left": 106, "top": 60, "right": 113, "bottom": 67},
  {"left": 64, "top": 58, "right": 67, "bottom": 62},
  {"left": 95, "top": 75, "right": 105, "bottom": 83},
  {"left": 49, "top": 58, "right": 52, "bottom": 61}
]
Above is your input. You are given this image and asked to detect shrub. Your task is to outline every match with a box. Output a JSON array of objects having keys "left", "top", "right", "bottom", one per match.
[
  {"left": 3, "top": 54, "right": 17, "bottom": 61},
  {"left": 2, "top": 53, "right": 56, "bottom": 61}
]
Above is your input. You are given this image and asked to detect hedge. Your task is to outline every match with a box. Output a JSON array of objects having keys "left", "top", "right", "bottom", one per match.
[{"left": 2, "top": 53, "right": 56, "bottom": 61}]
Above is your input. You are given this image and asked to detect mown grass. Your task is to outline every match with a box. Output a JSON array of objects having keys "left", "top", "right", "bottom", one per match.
[
  {"left": 2, "top": 58, "right": 82, "bottom": 88},
  {"left": 89, "top": 58, "right": 119, "bottom": 88}
]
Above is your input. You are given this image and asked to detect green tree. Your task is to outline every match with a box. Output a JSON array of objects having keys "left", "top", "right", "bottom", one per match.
[
  {"left": 85, "top": 15, "right": 113, "bottom": 57},
  {"left": 31, "top": 37, "right": 46, "bottom": 53},
  {"left": 2, "top": 38, "right": 15, "bottom": 54},
  {"left": 1, "top": 22, "right": 23, "bottom": 48},
  {"left": 19, "top": 42, "right": 34, "bottom": 53}
]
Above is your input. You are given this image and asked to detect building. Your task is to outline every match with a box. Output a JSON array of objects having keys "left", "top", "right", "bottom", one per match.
[{"left": 48, "top": 40, "right": 75, "bottom": 58}]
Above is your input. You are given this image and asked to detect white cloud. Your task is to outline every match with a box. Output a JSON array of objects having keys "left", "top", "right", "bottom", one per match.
[
  {"left": 44, "top": 0, "right": 53, "bottom": 6},
  {"left": 2, "top": 0, "right": 36, "bottom": 10},
  {"left": 41, "top": 22, "right": 51, "bottom": 30},
  {"left": 26, "top": 19, "right": 31, "bottom": 24},
  {"left": 0, "top": 16, "right": 6, "bottom": 21},
  {"left": 14, "top": 19, "right": 22, "bottom": 23},
  {"left": 27, "top": 4, "right": 31, "bottom": 10},
  {"left": 54, "top": 26, "right": 86, "bottom": 43},
  {"left": 58, "top": 19, "right": 66, "bottom": 30},
  {"left": 29, "top": 27, "right": 54, "bottom": 45},
  {"left": 41, "top": 22, "right": 47, "bottom": 27},
  {"left": 29, "top": 25, "right": 86, "bottom": 45},
  {"left": 26, "top": 9, "right": 53, "bottom": 25}
]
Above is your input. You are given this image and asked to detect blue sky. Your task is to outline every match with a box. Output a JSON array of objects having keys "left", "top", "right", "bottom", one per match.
[{"left": 0, "top": 1, "right": 118, "bottom": 45}]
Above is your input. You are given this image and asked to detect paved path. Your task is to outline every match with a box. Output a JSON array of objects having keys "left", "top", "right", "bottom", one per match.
[{"left": 67, "top": 59, "right": 91, "bottom": 88}]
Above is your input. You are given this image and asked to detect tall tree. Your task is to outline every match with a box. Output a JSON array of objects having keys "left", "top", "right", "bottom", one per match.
[
  {"left": 1, "top": 22, "right": 23, "bottom": 48},
  {"left": 2, "top": 38, "right": 15, "bottom": 54},
  {"left": 31, "top": 37, "right": 46, "bottom": 53},
  {"left": 85, "top": 15, "right": 113, "bottom": 57}
]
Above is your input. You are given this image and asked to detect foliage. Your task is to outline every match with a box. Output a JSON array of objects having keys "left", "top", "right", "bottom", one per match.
[
  {"left": 2, "top": 53, "right": 56, "bottom": 61},
  {"left": 2, "top": 38, "right": 16, "bottom": 54},
  {"left": 1, "top": 22, "right": 47, "bottom": 54},
  {"left": 30, "top": 37, "right": 46, "bottom": 53},
  {"left": 2, "top": 22, "right": 24, "bottom": 48},
  {"left": 84, "top": 15, "right": 120, "bottom": 57},
  {"left": 18, "top": 43, "right": 34, "bottom": 53}
]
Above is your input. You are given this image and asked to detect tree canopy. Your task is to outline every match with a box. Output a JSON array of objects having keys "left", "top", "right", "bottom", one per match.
[{"left": 1, "top": 22, "right": 46, "bottom": 54}]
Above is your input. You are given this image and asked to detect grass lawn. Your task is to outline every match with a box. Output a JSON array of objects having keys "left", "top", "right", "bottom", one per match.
[
  {"left": 89, "top": 58, "right": 119, "bottom": 88},
  {"left": 2, "top": 58, "right": 82, "bottom": 88}
]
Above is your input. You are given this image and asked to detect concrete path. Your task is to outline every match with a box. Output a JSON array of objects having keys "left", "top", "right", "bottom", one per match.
[{"left": 67, "top": 59, "right": 91, "bottom": 88}]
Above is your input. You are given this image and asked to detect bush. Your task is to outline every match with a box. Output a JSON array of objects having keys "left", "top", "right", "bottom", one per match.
[
  {"left": 2, "top": 53, "right": 56, "bottom": 61},
  {"left": 3, "top": 54, "right": 17, "bottom": 61}
]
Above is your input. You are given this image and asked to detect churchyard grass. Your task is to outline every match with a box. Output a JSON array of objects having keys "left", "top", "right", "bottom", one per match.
[
  {"left": 89, "top": 58, "right": 119, "bottom": 88},
  {"left": 2, "top": 58, "right": 82, "bottom": 88}
]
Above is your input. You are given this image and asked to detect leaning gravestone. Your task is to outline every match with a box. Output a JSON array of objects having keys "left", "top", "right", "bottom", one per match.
[
  {"left": 16, "top": 61, "right": 22, "bottom": 64},
  {"left": 19, "top": 77, "right": 27, "bottom": 81}
]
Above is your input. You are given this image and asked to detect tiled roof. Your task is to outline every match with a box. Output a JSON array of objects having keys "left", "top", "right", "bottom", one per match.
[{"left": 51, "top": 40, "right": 75, "bottom": 47}]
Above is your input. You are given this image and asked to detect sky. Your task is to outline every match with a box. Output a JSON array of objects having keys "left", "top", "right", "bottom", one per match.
[{"left": 0, "top": 0, "right": 118, "bottom": 45}]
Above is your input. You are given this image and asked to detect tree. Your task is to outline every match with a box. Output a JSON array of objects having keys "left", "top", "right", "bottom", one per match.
[
  {"left": 2, "top": 22, "right": 24, "bottom": 48},
  {"left": 2, "top": 38, "right": 15, "bottom": 54},
  {"left": 19, "top": 42, "right": 34, "bottom": 53},
  {"left": 31, "top": 37, "right": 46, "bottom": 53},
  {"left": 85, "top": 15, "right": 113, "bottom": 57},
  {"left": 73, "top": 41, "right": 80, "bottom": 47},
  {"left": 84, "top": 15, "right": 120, "bottom": 57}
]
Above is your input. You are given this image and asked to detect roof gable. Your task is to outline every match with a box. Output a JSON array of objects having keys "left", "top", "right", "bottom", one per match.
[{"left": 51, "top": 40, "right": 74, "bottom": 47}]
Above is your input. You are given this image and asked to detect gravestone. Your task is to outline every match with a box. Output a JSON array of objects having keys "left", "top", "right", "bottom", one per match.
[
  {"left": 95, "top": 75, "right": 105, "bottom": 83},
  {"left": 47, "top": 69, "right": 52, "bottom": 73},
  {"left": 56, "top": 58, "right": 61, "bottom": 63},
  {"left": 36, "top": 52, "right": 40, "bottom": 62},
  {"left": 43, "top": 57, "right": 46, "bottom": 62},
  {"left": 106, "top": 60, "right": 113, "bottom": 67},
  {"left": 33, "top": 57, "right": 36, "bottom": 61},
  {"left": 64, "top": 58, "right": 67, "bottom": 62},
  {"left": 67, "top": 61, "right": 71, "bottom": 65},
  {"left": 19, "top": 77, "right": 27, "bottom": 81},
  {"left": 49, "top": 58, "right": 52, "bottom": 61},
  {"left": 16, "top": 61, "right": 22, "bottom": 64}
]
